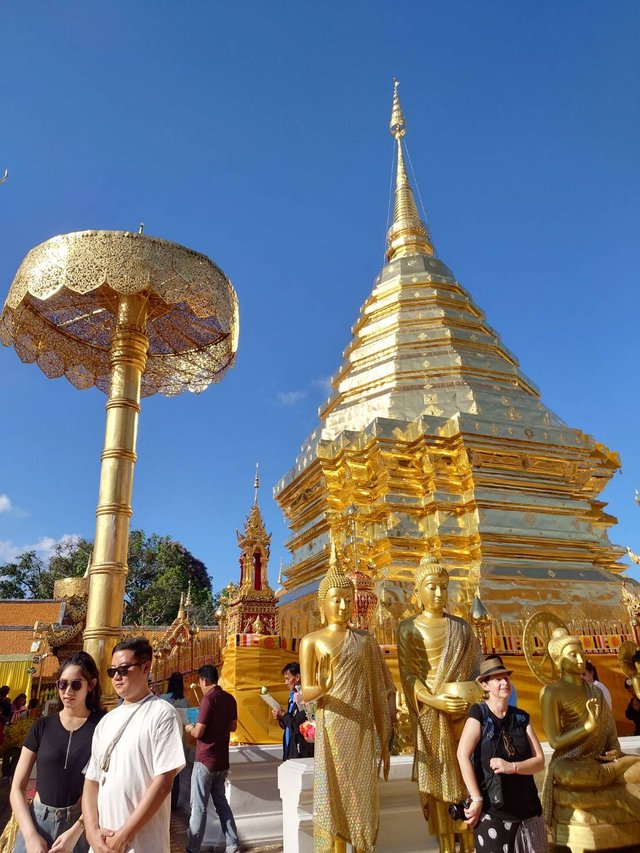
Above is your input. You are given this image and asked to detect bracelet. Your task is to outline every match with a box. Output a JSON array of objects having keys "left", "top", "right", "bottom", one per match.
[{"left": 471, "top": 796, "right": 484, "bottom": 803}]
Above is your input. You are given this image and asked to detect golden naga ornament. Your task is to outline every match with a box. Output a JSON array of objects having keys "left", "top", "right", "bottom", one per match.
[
  {"left": 528, "top": 617, "right": 640, "bottom": 853},
  {"left": 1, "top": 230, "right": 239, "bottom": 701}
]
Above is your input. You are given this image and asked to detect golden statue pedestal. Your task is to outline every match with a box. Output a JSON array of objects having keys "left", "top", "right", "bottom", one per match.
[
  {"left": 550, "top": 782, "right": 640, "bottom": 852},
  {"left": 220, "top": 634, "right": 294, "bottom": 745}
]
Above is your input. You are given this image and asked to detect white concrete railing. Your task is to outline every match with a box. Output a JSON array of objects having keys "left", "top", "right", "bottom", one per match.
[{"left": 184, "top": 737, "right": 640, "bottom": 852}]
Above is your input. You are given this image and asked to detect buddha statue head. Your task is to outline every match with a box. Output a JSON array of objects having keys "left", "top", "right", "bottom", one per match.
[
  {"left": 415, "top": 553, "right": 449, "bottom": 616},
  {"left": 318, "top": 545, "right": 355, "bottom": 626},
  {"left": 548, "top": 627, "right": 586, "bottom": 677}
]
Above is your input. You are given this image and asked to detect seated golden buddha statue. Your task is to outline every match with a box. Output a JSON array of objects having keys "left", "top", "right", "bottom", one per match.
[
  {"left": 397, "top": 554, "right": 482, "bottom": 853},
  {"left": 541, "top": 627, "right": 640, "bottom": 852},
  {"left": 300, "top": 550, "right": 395, "bottom": 853}
]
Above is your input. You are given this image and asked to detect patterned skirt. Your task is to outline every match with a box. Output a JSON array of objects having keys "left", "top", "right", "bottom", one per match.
[{"left": 474, "top": 812, "right": 548, "bottom": 852}]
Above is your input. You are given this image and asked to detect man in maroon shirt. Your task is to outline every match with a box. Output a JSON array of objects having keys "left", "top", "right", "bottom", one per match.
[{"left": 184, "top": 665, "right": 240, "bottom": 853}]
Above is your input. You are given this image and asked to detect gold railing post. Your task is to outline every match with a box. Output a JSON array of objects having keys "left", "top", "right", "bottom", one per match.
[{"left": 83, "top": 293, "right": 149, "bottom": 703}]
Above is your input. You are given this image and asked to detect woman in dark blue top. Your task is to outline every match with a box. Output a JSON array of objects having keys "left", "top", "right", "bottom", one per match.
[
  {"left": 10, "top": 651, "right": 105, "bottom": 853},
  {"left": 457, "top": 656, "right": 548, "bottom": 852}
]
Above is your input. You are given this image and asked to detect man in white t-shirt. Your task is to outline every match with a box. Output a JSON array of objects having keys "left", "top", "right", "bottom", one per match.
[{"left": 83, "top": 638, "right": 185, "bottom": 853}]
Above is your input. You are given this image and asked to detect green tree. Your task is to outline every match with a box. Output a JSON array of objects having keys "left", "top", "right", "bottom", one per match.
[
  {"left": 125, "top": 531, "right": 215, "bottom": 624},
  {"left": 0, "top": 531, "right": 215, "bottom": 625},
  {"left": 0, "top": 537, "right": 91, "bottom": 598}
]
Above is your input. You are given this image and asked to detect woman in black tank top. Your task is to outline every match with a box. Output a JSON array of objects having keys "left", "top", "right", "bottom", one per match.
[
  {"left": 456, "top": 656, "right": 548, "bottom": 853},
  {"left": 10, "top": 651, "right": 105, "bottom": 853}
]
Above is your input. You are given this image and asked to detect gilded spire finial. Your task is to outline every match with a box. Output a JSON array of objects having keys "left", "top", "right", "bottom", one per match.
[
  {"left": 254, "top": 462, "right": 260, "bottom": 506},
  {"left": 386, "top": 80, "right": 434, "bottom": 261},
  {"left": 390, "top": 79, "right": 406, "bottom": 139},
  {"left": 0, "top": 169, "right": 8, "bottom": 185},
  {"left": 185, "top": 580, "right": 192, "bottom": 608}
]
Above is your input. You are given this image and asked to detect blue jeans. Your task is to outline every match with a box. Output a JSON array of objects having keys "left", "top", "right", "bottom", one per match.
[
  {"left": 186, "top": 761, "right": 240, "bottom": 853},
  {"left": 14, "top": 799, "right": 88, "bottom": 853}
]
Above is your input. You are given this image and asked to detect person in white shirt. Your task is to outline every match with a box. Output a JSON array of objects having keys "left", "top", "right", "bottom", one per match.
[
  {"left": 582, "top": 660, "right": 612, "bottom": 708},
  {"left": 83, "top": 638, "right": 185, "bottom": 853}
]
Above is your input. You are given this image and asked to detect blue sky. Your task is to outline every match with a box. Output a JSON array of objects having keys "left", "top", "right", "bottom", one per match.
[{"left": 1, "top": 2, "right": 639, "bottom": 595}]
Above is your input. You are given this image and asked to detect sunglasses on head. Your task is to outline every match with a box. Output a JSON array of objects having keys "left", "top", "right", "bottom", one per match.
[
  {"left": 106, "top": 663, "right": 142, "bottom": 678},
  {"left": 57, "top": 679, "right": 85, "bottom": 691}
]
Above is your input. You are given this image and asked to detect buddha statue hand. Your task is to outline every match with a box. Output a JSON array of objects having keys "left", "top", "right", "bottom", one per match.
[
  {"left": 596, "top": 749, "right": 623, "bottom": 763},
  {"left": 418, "top": 687, "right": 469, "bottom": 715},
  {"left": 584, "top": 697, "right": 600, "bottom": 733},
  {"left": 318, "top": 652, "right": 334, "bottom": 695}
]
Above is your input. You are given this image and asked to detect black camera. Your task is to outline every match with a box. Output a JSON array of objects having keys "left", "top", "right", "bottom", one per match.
[{"left": 448, "top": 798, "right": 471, "bottom": 822}]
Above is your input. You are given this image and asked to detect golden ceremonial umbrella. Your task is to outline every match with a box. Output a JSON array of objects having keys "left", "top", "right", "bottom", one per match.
[{"left": 1, "top": 230, "right": 239, "bottom": 700}]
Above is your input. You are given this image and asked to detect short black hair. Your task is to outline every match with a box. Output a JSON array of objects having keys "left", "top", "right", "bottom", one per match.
[
  {"left": 0, "top": 686, "right": 9, "bottom": 698},
  {"left": 112, "top": 637, "right": 153, "bottom": 664},
  {"left": 585, "top": 660, "right": 599, "bottom": 681},
  {"left": 281, "top": 662, "right": 300, "bottom": 677},
  {"left": 198, "top": 664, "right": 218, "bottom": 684}
]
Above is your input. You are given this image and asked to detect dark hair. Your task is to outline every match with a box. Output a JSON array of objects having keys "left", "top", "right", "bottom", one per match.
[
  {"left": 58, "top": 651, "right": 104, "bottom": 713},
  {"left": 0, "top": 686, "right": 9, "bottom": 698},
  {"left": 282, "top": 662, "right": 300, "bottom": 677},
  {"left": 585, "top": 660, "right": 599, "bottom": 681},
  {"left": 28, "top": 698, "right": 39, "bottom": 710},
  {"left": 167, "top": 671, "right": 185, "bottom": 700},
  {"left": 13, "top": 693, "right": 27, "bottom": 707},
  {"left": 632, "top": 650, "right": 640, "bottom": 665},
  {"left": 112, "top": 637, "right": 153, "bottom": 664},
  {"left": 198, "top": 665, "right": 218, "bottom": 684}
]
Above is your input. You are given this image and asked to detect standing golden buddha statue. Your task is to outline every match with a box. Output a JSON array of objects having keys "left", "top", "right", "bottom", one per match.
[
  {"left": 300, "top": 551, "right": 396, "bottom": 853},
  {"left": 540, "top": 626, "right": 640, "bottom": 852},
  {"left": 397, "top": 555, "right": 482, "bottom": 853}
]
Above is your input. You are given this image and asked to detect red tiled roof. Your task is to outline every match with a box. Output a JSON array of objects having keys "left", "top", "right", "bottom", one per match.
[
  {"left": 0, "top": 628, "right": 59, "bottom": 675},
  {"left": 0, "top": 600, "right": 63, "bottom": 626}
]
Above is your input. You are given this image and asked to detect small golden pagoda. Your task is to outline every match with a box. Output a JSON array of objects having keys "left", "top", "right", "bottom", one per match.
[
  {"left": 219, "top": 467, "right": 291, "bottom": 744},
  {"left": 275, "top": 82, "right": 631, "bottom": 680},
  {"left": 225, "top": 466, "right": 278, "bottom": 635}
]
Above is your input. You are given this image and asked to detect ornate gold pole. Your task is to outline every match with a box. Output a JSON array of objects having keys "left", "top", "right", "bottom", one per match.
[{"left": 83, "top": 293, "right": 149, "bottom": 702}]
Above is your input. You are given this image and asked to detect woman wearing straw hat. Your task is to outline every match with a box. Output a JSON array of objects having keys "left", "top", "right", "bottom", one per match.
[{"left": 456, "top": 656, "right": 548, "bottom": 852}]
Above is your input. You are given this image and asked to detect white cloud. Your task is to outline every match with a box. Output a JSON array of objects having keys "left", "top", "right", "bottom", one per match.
[
  {"left": 312, "top": 376, "right": 333, "bottom": 395},
  {"left": 0, "top": 534, "right": 81, "bottom": 565},
  {"left": 0, "top": 494, "right": 13, "bottom": 513},
  {"left": 277, "top": 390, "right": 308, "bottom": 406}
]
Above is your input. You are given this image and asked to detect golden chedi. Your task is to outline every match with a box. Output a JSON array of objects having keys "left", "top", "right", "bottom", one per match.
[
  {"left": 300, "top": 548, "right": 395, "bottom": 853},
  {"left": 398, "top": 554, "right": 482, "bottom": 853},
  {"left": 540, "top": 626, "right": 640, "bottom": 852},
  {"left": 276, "top": 80, "right": 628, "bottom": 657}
]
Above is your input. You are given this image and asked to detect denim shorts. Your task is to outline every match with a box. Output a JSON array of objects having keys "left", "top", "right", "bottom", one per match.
[{"left": 13, "top": 799, "right": 88, "bottom": 853}]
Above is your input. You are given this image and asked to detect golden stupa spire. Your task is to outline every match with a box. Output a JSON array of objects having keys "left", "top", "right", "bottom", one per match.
[
  {"left": 253, "top": 462, "right": 260, "bottom": 506},
  {"left": 386, "top": 79, "right": 434, "bottom": 261}
]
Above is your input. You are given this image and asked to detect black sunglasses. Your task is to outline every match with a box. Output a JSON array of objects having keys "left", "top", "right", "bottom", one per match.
[
  {"left": 57, "top": 679, "right": 85, "bottom": 691},
  {"left": 106, "top": 663, "right": 142, "bottom": 678}
]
